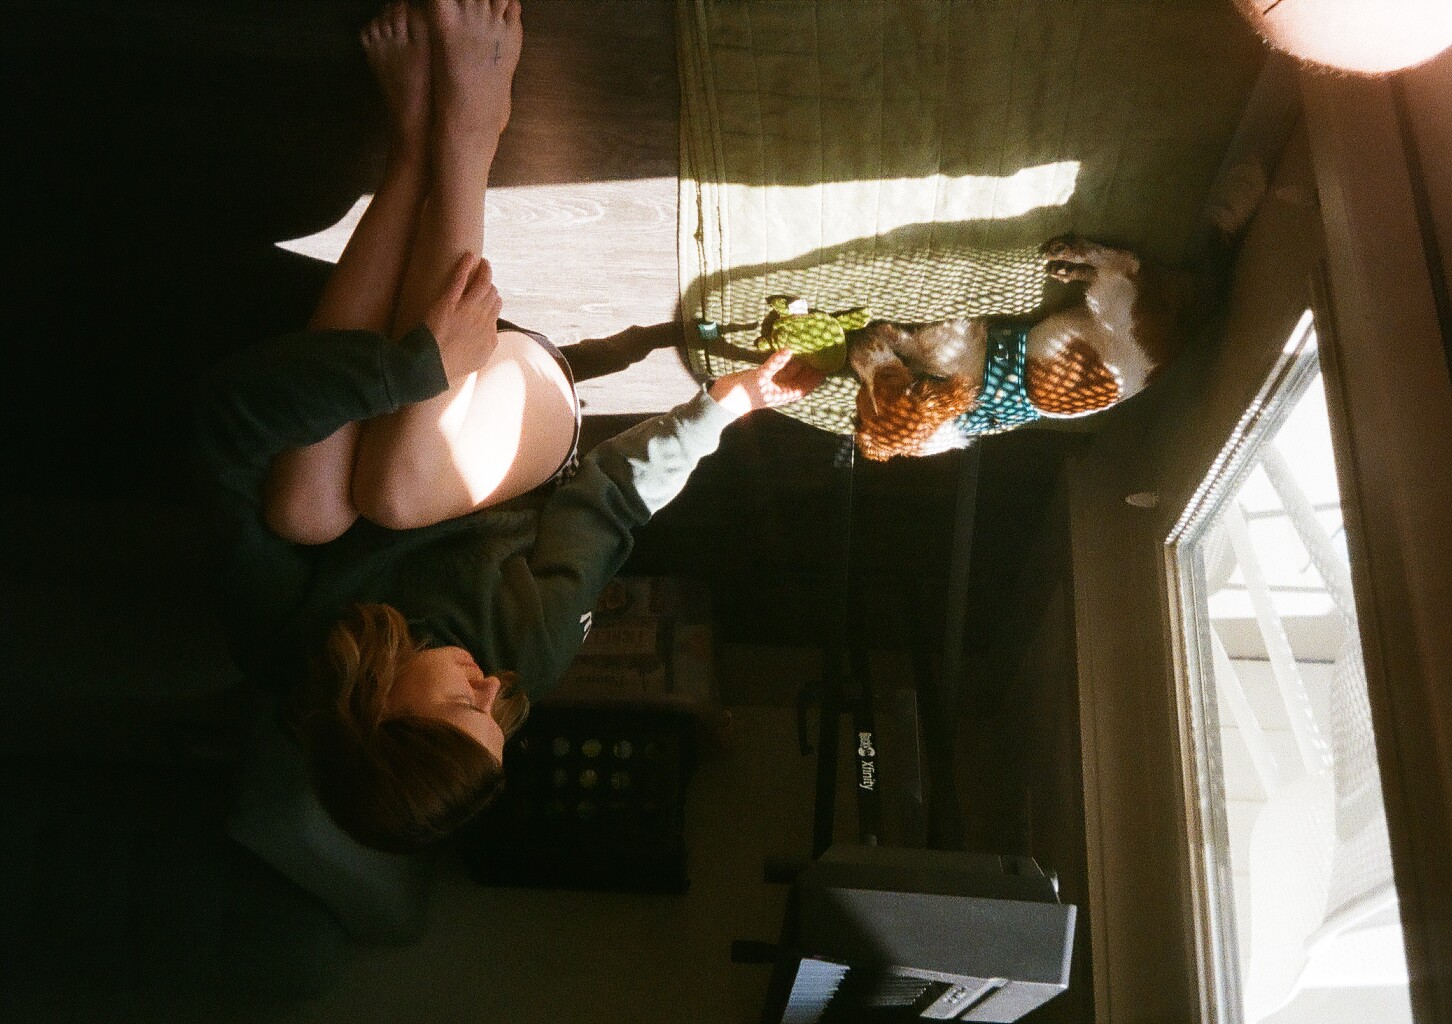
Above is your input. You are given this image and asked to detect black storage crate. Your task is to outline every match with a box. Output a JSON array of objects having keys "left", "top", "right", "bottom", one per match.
[{"left": 457, "top": 705, "right": 697, "bottom": 894}]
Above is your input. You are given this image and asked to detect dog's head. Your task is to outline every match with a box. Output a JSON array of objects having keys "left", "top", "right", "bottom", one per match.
[{"left": 847, "top": 321, "right": 981, "bottom": 461}]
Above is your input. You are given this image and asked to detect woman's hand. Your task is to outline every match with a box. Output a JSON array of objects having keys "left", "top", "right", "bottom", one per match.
[
  {"left": 707, "top": 349, "right": 828, "bottom": 419},
  {"left": 424, "top": 254, "right": 503, "bottom": 381}
]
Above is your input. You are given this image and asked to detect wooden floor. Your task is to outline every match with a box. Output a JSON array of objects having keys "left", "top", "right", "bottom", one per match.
[{"left": 488, "top": 0, "right": 700, "bottom": 415}]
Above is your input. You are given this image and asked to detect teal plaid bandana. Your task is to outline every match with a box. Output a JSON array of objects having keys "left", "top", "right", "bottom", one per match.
[{"left": 958, "top": 323, "right": 1041, "bottom": 437}]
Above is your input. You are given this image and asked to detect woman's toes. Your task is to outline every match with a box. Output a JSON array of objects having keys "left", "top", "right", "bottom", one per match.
[
  {"left": 428, "top": 0, "right": 458, "bottom": 31},
  {"left": 364, "top": 4, "right": 394, "bottom": 44},
  {"left": 405, "top": 6, "right": 426, "bottom": 44}
]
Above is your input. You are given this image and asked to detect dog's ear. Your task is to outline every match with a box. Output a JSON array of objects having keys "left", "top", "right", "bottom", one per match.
[
  {"left": 854, "top": 358, "right": 912, "bottom": 420},
  {"left": 847, "top": 321, "right": 913, "bottom": 417},
  {"left": 846, "top": 321, "right": 910, "bottom": 374}
]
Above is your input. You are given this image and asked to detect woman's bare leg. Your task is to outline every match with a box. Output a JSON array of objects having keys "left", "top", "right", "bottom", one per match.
[
  {"left": 351, "top": 0, "right": 524, "bottom": 530},
  {"left": 316, "top": 4, "right": 434, "bottom": 335},
  {"left": 264, "top": 2, "right": 433, "bottom": 545}
]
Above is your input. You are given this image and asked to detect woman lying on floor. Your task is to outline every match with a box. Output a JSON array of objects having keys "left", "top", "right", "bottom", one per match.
[{"left": 193, "top": 0, "right": 822, "bottom": 852}]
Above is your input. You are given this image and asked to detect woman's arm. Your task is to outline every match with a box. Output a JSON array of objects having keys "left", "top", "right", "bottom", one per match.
[
  {"left": 195, "top": 326, "right": 446, "bottom": 458},
  {"left": 493, "top": 351, "right": 825, "bottom": 692}
]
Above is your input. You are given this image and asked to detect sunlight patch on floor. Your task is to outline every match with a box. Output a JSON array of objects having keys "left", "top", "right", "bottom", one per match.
[
  {"left": 275, "top": 195, "right": 370, "bottom": 262},
  {"left": 275, "top": 178, "right": 682, "bottom": 264},
  {"left": 704, "top": 160, "right": 1081, "bottom": 265}
]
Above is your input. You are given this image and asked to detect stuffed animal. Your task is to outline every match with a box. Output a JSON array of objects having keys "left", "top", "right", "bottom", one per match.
[{"left": 755, "top": 295, "right": 870, "bottom": 373}]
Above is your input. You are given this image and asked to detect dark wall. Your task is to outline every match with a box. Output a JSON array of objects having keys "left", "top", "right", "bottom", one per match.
[{"left": 5, "top": 2, "right": 384, "bottom": 498}]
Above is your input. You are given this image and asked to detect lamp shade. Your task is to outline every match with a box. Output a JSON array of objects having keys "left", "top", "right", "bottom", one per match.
[{"left": 1233, "top": 0, "right": 1452, "bottom": 75}]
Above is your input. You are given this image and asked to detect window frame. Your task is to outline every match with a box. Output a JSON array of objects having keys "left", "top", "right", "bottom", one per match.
[{"left": 1163, "top": 315, "right": 1329, "bottom": 1024}]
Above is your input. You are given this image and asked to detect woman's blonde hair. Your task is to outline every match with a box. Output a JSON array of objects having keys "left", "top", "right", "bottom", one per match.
[{"left": 290, "top": 603, "right": 530, "bottom": 853}]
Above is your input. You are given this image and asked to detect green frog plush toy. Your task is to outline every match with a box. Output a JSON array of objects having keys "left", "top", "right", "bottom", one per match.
[{"left": 755, "top": 295, "right": 871, "bottom": 373}]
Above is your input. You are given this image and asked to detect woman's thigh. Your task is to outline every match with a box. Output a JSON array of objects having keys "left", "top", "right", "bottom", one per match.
[
  {"left": 351, "top": 331, "right": 577, "bottom": 531},
  {"left": 263, "top": 422, "right": 362, "bottom": 545}
]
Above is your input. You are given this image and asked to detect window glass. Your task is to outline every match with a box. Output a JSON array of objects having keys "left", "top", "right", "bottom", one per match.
[{"left": 1169, "top": 314, "right": 1412, "bottom": 1024}]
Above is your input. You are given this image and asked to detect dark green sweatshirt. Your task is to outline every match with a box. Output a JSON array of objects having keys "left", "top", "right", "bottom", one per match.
[{"left": 192, "top": 325, "right": 735, "bottom": 698}]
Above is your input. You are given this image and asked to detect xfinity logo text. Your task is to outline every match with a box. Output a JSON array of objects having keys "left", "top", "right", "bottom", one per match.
[{"left": 857, "top": 731, "right": 877, "bottom": 791}]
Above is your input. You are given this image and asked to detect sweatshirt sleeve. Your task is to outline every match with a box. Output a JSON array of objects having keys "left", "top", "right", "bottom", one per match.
[
  {"left": 494, "top": 389, "right": 738, "bottom": 695},
  {"left": 191, "top": 325, "right": 448, "bottom": 486},
  {"left": 191, "top": 325, "right": 449, "bottom": 665}
]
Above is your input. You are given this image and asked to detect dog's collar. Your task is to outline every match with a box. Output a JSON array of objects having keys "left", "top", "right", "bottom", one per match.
[{"left": 957, "top": 323, "right": 1041, "bottom": 436}]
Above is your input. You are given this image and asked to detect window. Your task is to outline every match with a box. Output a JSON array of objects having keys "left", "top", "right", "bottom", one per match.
[{"left": 1166, "top": 311, "right": 1412, "bottom": 1024}]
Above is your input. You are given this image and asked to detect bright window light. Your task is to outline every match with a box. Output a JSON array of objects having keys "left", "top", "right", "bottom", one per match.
[
  {"left": 713, "top": 161, "right": 1081, "bottom": 263},
  {"left": 1168, "top": 315, "right": 1412, "bottom": 1024}
]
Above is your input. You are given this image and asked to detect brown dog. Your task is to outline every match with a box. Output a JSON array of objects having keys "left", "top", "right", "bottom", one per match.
[{"left": 847, "top": 235, "right": 1204, "bottom": 460}]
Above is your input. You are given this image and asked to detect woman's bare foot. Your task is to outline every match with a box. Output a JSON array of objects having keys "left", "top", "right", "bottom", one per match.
[
  {"left": 362, "top": 2, "right": 432, "bottom": 158},
  {"left": 427, "top": 0, "right": 523, "bottom": 147}
]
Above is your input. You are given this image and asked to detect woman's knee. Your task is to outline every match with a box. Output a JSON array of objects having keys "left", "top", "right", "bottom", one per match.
[
  {"left": 352, "top": 476, "right": 418, "bottom": 532},
  {"left": 263, "top": 482, "right": 359, "bottom": 545},
  {"left": 263, "top": 433, "right": 362, "bottom": 545}
]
